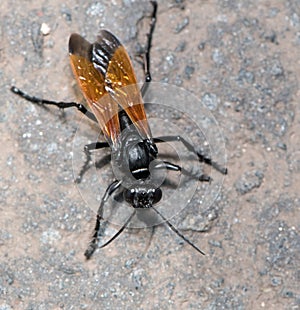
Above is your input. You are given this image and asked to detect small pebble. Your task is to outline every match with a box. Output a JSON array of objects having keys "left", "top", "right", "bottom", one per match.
[{"left": 40, "top": 23, "right": 51, "bottom": 36}]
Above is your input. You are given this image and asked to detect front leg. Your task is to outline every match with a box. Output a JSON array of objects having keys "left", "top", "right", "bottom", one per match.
[{"left": 84, "top": 180, "right": 122, "bottom": 259}]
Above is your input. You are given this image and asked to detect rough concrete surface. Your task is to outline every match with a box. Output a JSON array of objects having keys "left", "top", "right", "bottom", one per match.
[{"left": 1, "top": 0, "right": 299, "bottom": 309}]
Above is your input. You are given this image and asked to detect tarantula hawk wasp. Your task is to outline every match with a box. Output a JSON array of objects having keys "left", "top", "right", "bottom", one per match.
[{"left": 11, "top": 1, "right": 227, "bottom": 259}]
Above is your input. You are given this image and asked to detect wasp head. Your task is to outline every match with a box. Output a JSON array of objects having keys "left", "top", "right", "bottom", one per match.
[{"left": 123, "top": 184, "right": 162, "bottom": 208}]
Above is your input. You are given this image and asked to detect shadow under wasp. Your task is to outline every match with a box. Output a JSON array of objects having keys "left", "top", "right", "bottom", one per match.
[{"left": 11, "top": 1, "right": 227, "bottom": 259}]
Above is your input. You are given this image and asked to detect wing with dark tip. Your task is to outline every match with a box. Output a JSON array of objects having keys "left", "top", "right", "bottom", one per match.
[
  {"left": 69, "top": 30, "right": 152, "bottom": 147},
  {"left": 69, "top": 33, "right": 120, "bottom": 146}
]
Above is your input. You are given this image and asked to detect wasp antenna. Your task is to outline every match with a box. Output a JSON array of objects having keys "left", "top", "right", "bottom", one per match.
[
  {"left": 152, "top": 206, "right": 205, "bottom": 255},
  {"left": 99, "top": 211, "right": 136, "bottom": 249}
]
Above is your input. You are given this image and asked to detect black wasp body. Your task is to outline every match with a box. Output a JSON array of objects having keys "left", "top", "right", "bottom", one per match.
[
  {"left": 117, "top": 110, "right": 157, "bottom": 181},
  {"left": 112, "top": 109, "right": 162, "bottom": 209},
  {"left": 11, "top": 1, "right": 227, "bottom": 259}
]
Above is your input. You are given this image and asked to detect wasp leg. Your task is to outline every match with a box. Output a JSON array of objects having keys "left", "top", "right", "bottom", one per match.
[
  {"left": 76, "top": 142, "right": 110, "bottom": 184},
  {"left": 153, "top": 161, "right": 211, "bottom": 182},
  {"left": 140, "top": 0, "right": 157, "bottom": 97},
  {"left": 84, "top": 180, "right": 122, "bottom": 259},
  {"left": 154, "top": 135, "right": 227, "bottom": 175},
  {"left": 11, "top": 86, "right": 97, "bottom": 122}
]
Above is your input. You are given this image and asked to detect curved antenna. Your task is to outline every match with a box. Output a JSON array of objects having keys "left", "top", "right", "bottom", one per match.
[
  {"left": 152, "top": 206, "right": 205, "bottom": 255},
  {"left": 99, "top": 210, "right": 136, "bottom": 249}
]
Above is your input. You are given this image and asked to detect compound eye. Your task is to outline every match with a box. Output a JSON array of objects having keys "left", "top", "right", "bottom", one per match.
[
  {"left": 124, "top": 188, "right": 135, "bottom": 204},
  {"left": 152, "top": 188, "right": 162, "bottom": 204}
]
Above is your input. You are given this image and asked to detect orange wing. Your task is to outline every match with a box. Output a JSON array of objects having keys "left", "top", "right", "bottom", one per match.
[
  {"left": 69, "top": 31, "right": 152, "bottom": 147},
  {"left": 69, "top": 33, "right": 120, "bottom": 146}
]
